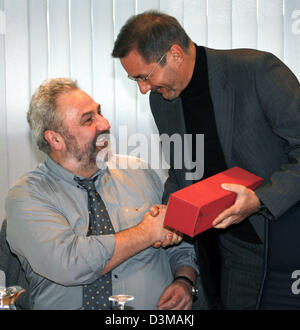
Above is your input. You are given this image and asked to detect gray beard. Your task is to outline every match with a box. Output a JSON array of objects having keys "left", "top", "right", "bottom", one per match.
[{"left": 63, "top": 132, "right": 99, "bottom": 172}]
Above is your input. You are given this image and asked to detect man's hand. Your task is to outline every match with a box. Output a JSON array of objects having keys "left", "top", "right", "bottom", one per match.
[
  {"left": 157, "top": 279, "right": 192, "bottom": 310},
  {"left": 102, "top": 206, "right": 183, "bottom": 275},
  {"left": 149, "top": 205, "right": 183, "bottom": 248},
  {"left": 212, "top": 183, "right": 260, "bottom": 229}
]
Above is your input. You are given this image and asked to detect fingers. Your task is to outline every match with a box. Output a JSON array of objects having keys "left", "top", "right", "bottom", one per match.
[
  {"left": 212, "top": 205, "right": 237, "bottom": 228},
  {"left": 212, "top": 183, "right": 260, "bottom": 229},
  {"left": 161, "top": 233, "right": 172, "bottom": 248},
  {"left": 153, "top": 230, "right": 182, "bottom": 248},
  {"left": 213, "top": 215, "right": 240, "bottom": 229},
  {"left": 161, "top": 230, "right": 183, "bottom": 247},
  {"left": 174, "top": 231, "right": 183, "bottom": 244},
  {"left": 158, "top": 296, "right": 187, "bottom": 310},
  {"left": 157, "top": 283, "right": 192, "bottom": 310},
  {"left": 152, "top": 241, "right": 162, "bottom": 248},
  {"left": 145, "top": 204, "right": 183, "bottom": 247},
  {"left": 212, "top": 183, "right": 240, "bottom": 228},
  {"left": 170, "top": 230, "right": 183, "bottom": 245},
  {"left": 157, "top": 293, "right": 174, "bottom": 310},
  {"left": 158, "top": 293, "right": 191, "bottom": 310}
]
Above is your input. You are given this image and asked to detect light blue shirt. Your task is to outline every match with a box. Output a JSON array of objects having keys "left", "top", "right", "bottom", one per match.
[{"left": 6, "top": 155, "right": 197, "bottom": 310}]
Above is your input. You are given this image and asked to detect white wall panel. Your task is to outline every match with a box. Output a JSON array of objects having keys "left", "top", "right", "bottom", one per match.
[
  {"left": 28, "top": 0, "right": 48, "bottom": 166},
  {"left": 48, "top": 0, "right": 70, "bottom": 77},
  {"left": 284, "top": 0, "right": 300, "bottom": 79},
  {"left": 0, "top": 0, "right": 8, "bottom": 223},
  {"left": 4, "top": 0, "right": 32, "bottom": 191},
  {"left": 0, "top": 0, "right": 299, "bottom": 220},
  {"left": 29, "top": 0, "right": 48, "bottom": 95},
  {"left": 207, "top": 0, "right": 232, "bottom": 49},
  {"left": 136, "top": 0, "right": 160, "bottom": 138},
  {"left": 135, "top": 0, "right": 165, "bottom": 178},
  {"left": 70, "top": 0, "right": 93, "bottom": 95},
  {"left": 232, "top": 0, "right": 257, "bottom": 49},
  {"left": 113, "top": 0, "right": 137, "bottom": 146},
  {"left": 183, "top": 0, "right": 208, "bottom": 46},
  {"left": 91, "top": 0, "right": 116, "bottom": 133},
  {"left": 160, "top": 0, "right": 184, "bottom": 24},
  {"left": 258, "top": 0, "right": 284, "bottom": 59},
  {"left": 137, "top": 0, "right": 160, "bottom": 13}
]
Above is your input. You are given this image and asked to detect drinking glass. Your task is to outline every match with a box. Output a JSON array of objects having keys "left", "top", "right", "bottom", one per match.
[{"left": 109, "top": 295, "right": 134, "bottom": 310}]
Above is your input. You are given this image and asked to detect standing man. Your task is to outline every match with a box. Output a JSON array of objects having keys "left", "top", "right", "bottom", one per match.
[
  {"left": 5, "top": 78, "right": 198, "bottom": 310},
  {"left": 112, "top": 11, "right": 300, "bottom": 309}
]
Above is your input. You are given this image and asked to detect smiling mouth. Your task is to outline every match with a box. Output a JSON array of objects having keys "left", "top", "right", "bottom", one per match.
[
  {"left": 97, "top": 140, "right": 108, "bottom": 150},
  {"left": 95, "top": 131, "right": 110, "bottom": 150}
]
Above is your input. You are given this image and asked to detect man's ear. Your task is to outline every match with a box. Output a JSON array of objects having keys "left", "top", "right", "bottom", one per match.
[
  {"left": 169, "top": 44, "right": 185, "bottom": 65},
  {"left": 44, "top": 130, "right": 64, "bottom": 151}
]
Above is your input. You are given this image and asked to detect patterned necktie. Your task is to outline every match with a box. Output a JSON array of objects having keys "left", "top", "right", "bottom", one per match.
[{"left": 74, "top": 176, "right": 115, "bottom": 310}]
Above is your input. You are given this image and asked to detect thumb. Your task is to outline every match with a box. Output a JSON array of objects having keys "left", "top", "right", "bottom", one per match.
[
  {"left": 149, "top": 205, "right": 160, "bottom": 217},
  {"left": 221, "top": 183, "right": 242, "bottom": 193}
]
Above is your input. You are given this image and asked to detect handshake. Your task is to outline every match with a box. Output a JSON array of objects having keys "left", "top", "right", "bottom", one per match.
[{"left": 140, "top": 204, "right": 183, "bottom": 248}]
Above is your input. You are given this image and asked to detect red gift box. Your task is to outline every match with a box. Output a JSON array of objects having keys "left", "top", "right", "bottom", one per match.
[{"left": 163, "top": 167, "right": 263, "bottom": 237}]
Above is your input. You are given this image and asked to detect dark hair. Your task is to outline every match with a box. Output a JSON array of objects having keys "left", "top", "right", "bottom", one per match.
[{"left": 112, "top": 10, "right": 191, "bottom": 63}]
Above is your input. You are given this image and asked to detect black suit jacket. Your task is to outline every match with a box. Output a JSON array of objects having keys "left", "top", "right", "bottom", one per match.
[{"left": 149, "top": 47, "right": 300, "bottom": 307}]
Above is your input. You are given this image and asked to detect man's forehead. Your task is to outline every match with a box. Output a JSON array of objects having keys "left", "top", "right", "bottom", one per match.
[
  {"left": 121, "top": 49, "right": 153, "bottom": 71},
  {"left": 56, "top": 89, "right": 99, "bottom": 117},
  {"left": 57, "top": 89, "right": 95, "bottom": 107}
]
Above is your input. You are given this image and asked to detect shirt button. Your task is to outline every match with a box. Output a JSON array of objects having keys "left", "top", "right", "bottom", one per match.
[{"left": 114, "top": 275, "right": 118, "bottom": 279}]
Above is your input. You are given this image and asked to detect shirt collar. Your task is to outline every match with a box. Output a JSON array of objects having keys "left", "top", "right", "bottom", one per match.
[{"left": 44, "top": 156, "right": 105, "bottom": 187}]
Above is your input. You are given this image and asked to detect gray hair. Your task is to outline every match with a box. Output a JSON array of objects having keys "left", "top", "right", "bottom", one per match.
[{"left": 27, "top": 78, "right": 78, "bottom": 154}]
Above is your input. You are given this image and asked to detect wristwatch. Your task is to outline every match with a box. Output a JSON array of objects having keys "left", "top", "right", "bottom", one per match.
[{"left": 174, "top": 276, "right": 199, "bottom": 302}]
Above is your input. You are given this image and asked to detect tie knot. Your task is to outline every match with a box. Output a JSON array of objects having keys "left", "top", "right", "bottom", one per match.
[{"left": 74, "top": 177, "right": 97, "bottom": 193}]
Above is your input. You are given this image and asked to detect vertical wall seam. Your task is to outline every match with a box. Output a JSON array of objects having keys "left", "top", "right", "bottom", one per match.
[
  {"left": 282, "top": 0, "right": 285, "bottom": 62},
  {"left": 68, "top": 0, "right": 72, "bottom": 78},
  {"left": 90, "top": 0, "right": 95, "bottom": 97},
  {"left": 45, "top": 0, "right": 49, "bottom": 79},
  {"left": 206, "top": 0, "right": 209, "bottom": 46},
  {"left": 46, "top": 0, "right": 50, "bottom": 77},
  {"left": 135, "top": 0, "right": 138, "bottom": 134},
  {"left": 256, "top": 0, "right": 259, "bottom": 50},
  {"left": 112, "top": 0, "right": 117, "bottom": 135},
  {"left": 231, "top": 0, "right": 233, "bottom": 49},
  {"left": 27, "top": 0, "right": 35, "bottom": 170},
  {"left": 27, "top": 0, "right": 32, "bottom": 98},
  {"left": 1, "top": 0, "right": 9, "bottom": 192}
]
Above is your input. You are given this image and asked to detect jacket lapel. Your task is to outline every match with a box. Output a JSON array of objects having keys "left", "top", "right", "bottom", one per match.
[
  {"left": 205, "top": 48, "right": 235, "bottom": 167},
  {"left": 150, "top": 93, "right": 191, "bottom": 188},
  {"left": 150, "top": 94, "right": 186, "bottom": 136}
]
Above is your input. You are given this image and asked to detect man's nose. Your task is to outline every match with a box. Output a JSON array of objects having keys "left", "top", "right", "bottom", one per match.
[
  {"left": 96, "top": 115, "right": 111, "bottom": 132},
  {"left": 137, "top": 81, "right": 152, "bottom": 94}
]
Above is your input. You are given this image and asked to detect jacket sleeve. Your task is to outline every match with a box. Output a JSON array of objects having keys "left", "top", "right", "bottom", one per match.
[
  {"left": 254, "top": 52, "right": 300, "bottom": 218},
  {"left": 162, "top": 167, "right": 181, "bottom": 204}
]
